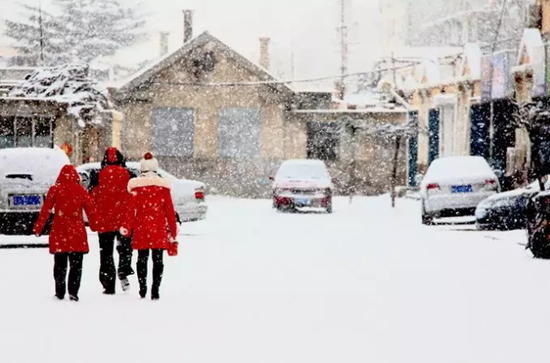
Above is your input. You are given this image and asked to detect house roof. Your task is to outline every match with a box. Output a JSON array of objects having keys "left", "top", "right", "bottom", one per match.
[{"left": 116, "top": 31, "right": 295, "bottom": 97}]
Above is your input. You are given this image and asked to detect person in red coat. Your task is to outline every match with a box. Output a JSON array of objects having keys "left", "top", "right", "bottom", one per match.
[
  {"left": 121, "top": 152, "right": 177, "bottom": 300},
  {"left": 90, "top": 147, "right": 133, "bottom": 294},
  {"left": 34, "top": 165, "right": 96, "bottom": 302}
]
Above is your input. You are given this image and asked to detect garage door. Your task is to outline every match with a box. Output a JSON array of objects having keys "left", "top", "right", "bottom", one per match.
[
  {"left": 218, "top": 108, "right": 261, "bottom": 158},
  {"left": 151, "top": 108, "right": 194, "bottom": 157}
]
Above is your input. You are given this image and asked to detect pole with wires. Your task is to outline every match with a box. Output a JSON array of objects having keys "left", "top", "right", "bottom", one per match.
[{"left": 487, "top": 0, "right": 507, "bottom": 165}]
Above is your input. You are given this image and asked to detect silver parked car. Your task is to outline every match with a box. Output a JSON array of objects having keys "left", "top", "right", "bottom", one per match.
[
  {"left": 420, "top": 156, "right": 500, "bottom": 225},
  {"left": 77, "top": 162, "right": 208, "bottom": 223},
  {"left": 0, "top": 147, "right": 70, "bottom": 235}
]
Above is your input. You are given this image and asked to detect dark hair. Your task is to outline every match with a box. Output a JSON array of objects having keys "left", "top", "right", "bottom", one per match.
[{"left": 101, "top": 147, "right": 126, "bottom": 168}]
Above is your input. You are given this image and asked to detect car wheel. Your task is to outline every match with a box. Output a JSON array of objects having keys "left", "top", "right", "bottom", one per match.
[
  {"left": 421, "top": 202, "right": 433, "bottom": 225},
  {"left": 326, "top": 197, "right": 333, "bottom": 214}
]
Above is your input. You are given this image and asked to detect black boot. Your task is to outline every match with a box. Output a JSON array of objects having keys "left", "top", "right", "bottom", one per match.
[
  {"left": 151, "top": 287, "right": 159, "bottom": 300},
  {"left": 139, "top": 286, "right": 147, "bottom": 299},
  {"left": 69, "top": 295, "right": 79, "bottom": 302}
]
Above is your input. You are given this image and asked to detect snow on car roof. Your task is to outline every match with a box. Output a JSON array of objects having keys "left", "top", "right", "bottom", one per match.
[
  {"left": 0, "top": 147, "right": 70, "bottom": 182},
  {"left": 423, "top": 156, "right": 495, "bottom": 182},
  {"left": 280, "top": 159, "right": 326, "bottom": 166}
]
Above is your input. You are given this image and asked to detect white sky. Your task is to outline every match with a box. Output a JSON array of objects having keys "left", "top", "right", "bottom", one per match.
[{"left": 0, "top": 0, "right": 383, "bottom": 88}]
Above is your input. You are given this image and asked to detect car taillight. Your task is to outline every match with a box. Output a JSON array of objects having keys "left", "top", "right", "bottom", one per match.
[
  {"left": 195, "top": 190, "right": 205, "bottom": 200},
  {"left": 485, "top": 179, "right": 498, "bottom": 190},
  {"left": 426, "top": 183, "right": 440, "bottom": 190}
]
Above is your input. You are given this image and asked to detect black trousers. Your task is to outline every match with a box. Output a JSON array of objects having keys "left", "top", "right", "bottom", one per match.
[
  {"left": 99, "top": 232, "right": 133, "bottom": 292},
  {"left": 54, "top": 252, "right": 84, "bottom": 298},
  {"left": 137, "top": 249, "right": 164, "bottom": 293}
]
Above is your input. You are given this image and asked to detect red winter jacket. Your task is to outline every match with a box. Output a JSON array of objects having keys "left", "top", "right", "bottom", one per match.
[
  {"left": 91, "top": 165, "right": 131, "bottom": 233},
  {"left": 122, "top": 173, "right": 177, "bottom": 250},
  {"left": 34, "top": 165, "right": 97, "bottom": 254}
]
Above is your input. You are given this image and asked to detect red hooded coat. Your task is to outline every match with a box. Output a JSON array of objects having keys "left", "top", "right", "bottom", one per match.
[
  {"left": 91, "top": 165, "right": 131, "bottom": 233},
  {"left": 123, "top": 173, "right": 177, "bottom": 250},
  {"left": 34, "top": 165, "right": 97, "bottom": 254}
]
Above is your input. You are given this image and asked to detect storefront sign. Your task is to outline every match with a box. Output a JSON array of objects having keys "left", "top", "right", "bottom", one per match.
[
  {"left": 481, "top": 51, "right": 515, "bottom": 102},
  {"left": 532, "top": 44, "right": 546, "bottom": 98}
]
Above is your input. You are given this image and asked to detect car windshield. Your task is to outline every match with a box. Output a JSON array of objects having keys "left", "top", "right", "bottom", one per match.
[{"left": 276, "top": 163, "right": 329, "bottom": 180}]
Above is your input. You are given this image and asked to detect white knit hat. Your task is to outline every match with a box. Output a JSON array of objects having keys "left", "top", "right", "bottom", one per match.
[{"left": 140, "top": 152, "right": 159, "bottom": 173}]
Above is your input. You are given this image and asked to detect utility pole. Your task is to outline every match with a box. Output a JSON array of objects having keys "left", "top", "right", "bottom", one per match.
[
  {"left": 38, "top": 0, "right": 45, "bottom": 66},
  {"left": 487, "top": 0, "right": 508, "bottom": 164},
  {"left": 337, "top": 0, "right": 349, "bottom": 100}
]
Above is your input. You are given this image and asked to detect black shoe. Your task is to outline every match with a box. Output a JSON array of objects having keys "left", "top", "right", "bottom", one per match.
[
  {"left": 55, "top": 294, "right": 64, "bottom": 300},
  {"left": 120, "top": 277, "right": 130, "bottom": 292},
  {"left": 69, "top": 295, "right": 79, "bottom": 302},
  {"left": 103, "top": 289, "right": 115, "bottom": 295},
  {"left": 151, "top": 289, "right": 160, "bottom": 300},
  {"left": 139, "top": 287, "right": 147, "bottom": 299}
]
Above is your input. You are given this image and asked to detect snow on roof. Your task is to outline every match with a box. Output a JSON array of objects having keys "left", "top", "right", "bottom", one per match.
[
  {"left": 462, "top": 43, "right": 482, "bottom": 80},
  {"left": 8, "top": 64, "right": 111, "bottom": 127},
  {"left": 116, "top": 31, "right": 295, "bottom": 97}
]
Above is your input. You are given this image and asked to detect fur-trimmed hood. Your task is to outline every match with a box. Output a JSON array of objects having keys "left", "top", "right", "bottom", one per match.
[{"left": 128, "top": 173, "right": 172, "bottom": 192}]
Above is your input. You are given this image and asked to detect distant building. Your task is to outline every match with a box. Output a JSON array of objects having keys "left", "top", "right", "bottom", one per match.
[
  {"left": 380, "top": 0, "right": 530, "bottom": 51},
  {"left": 112, "top": 31, "right": 409, "bottom": 197}
]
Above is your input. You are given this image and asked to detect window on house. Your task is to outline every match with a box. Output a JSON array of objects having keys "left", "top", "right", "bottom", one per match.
[
  {"left": 151, "top": 108, "right": 194, "bottom": 157},
  {"left": 0, "top": 116, "right": 14, "bottom": 149},
  {"left": 307, "top": 122, "right": 339, "bottom": 161},
  {"left": 15, "top": 117, "right": 32, "bottom": 147},
  {"left": 218, "top": 108, "right": 261, "bottom": 158},
  {"left": 35, "top": 117, "right": 53, "bottom": 148}
]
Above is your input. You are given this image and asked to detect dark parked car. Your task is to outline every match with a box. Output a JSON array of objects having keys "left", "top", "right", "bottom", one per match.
[{"left": 475, "top": 179, "right": 550, "bottom": 231}]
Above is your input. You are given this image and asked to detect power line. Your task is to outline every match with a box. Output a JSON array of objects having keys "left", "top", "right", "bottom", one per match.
[{"left": 152, "top": 62, "right": 421, "bottom": 88}]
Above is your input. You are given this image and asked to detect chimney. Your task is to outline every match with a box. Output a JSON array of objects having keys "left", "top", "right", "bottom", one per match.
[
  {"left": 259, "top": 37, "right": 270, "bottom": 70},
  {"left": 159, "top": 31, "right": 169, "bottom": 57},
  {"left": 183, "top": 10, "right": 194, "bottom": 44}
]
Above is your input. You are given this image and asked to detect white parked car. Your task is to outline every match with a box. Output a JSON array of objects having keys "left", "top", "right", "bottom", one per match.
[
  {"left": 271, "top": 159, "right": 334, "bottom": 213},
  {"left": 77, "top": 162, "right": 207, "bottom": 223},
  {"left": 0, "top": 147, "right": 70, "bottom": 235},
  {"left": 419, "top": 156, "right": 500, "bottom": 225}
]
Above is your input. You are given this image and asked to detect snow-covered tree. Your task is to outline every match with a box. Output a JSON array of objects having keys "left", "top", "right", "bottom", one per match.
[
  {"left": 4, "top": 4, "right": 65, "bottom": 66},
  {"left": 5, "top": 0, "right": 148, "bottom": 66},
  {"left": 51, "top": 0, "right": 148, "bottom": 63}
]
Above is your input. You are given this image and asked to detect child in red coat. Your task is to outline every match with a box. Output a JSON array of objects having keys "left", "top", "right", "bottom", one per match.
[
  {"left": 34, "top": 165, "right": 96, "bottom": 302},
  {"left": 121, "top": 152, "right": 177, "bottom": 300}
]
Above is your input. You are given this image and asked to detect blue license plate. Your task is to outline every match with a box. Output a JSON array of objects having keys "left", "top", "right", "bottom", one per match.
[
  {"left": 452, "top": 185, "right": 472, "bottom": 193},
  {"left": 12, "top": 195, "right": 42, "bottom": 206},
  {"left": 295, "top": 198, "right": 311, "bottom": 206}
]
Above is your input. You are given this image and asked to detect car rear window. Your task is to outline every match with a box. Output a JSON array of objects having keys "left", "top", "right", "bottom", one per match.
[{"left": 276, "top": 163, "right": 329, "bottom": 180}]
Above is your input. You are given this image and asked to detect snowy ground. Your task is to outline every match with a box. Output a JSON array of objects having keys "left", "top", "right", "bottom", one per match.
[{"left": 1, "top": 196, "right": 549, "bottom": 363}]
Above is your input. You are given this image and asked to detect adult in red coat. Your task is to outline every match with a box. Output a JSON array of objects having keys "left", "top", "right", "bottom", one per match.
[
  {"left": 90, "top": 147, "right": 133, "bottom": 294},
  {"left": 34, "top": 165, "right": 96, "bottom": 302},
  {"left": 121, "top": 152, "right": 178, "bottom": 300}
]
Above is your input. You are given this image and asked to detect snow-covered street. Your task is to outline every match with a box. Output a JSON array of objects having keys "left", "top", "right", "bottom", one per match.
[{"left": 1, "top": 196, "right": 549, "bottom": 363}]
